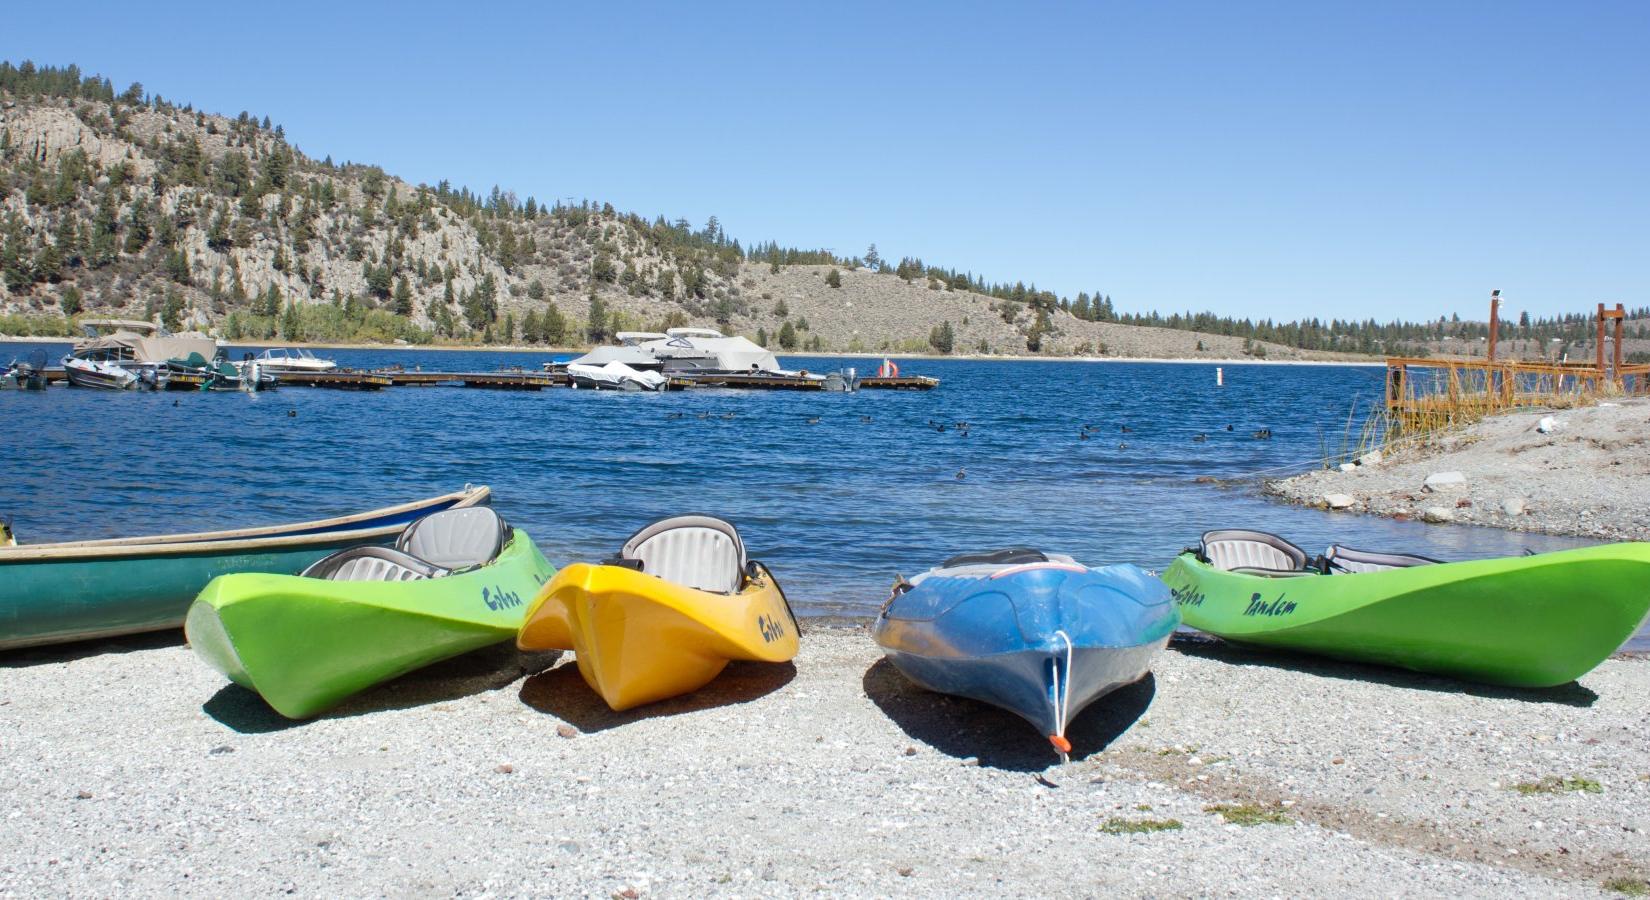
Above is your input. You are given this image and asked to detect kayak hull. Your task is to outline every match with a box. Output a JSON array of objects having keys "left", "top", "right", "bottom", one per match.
[
  {"left": 873, "top": 563, "right": 1178, "bottom": 743},
  {"left": 1161, "top": 542, "right": 1650, "bottom": 688},
  {"left": 518, "top": 562, "right": 799, "bottom": 711},
  {"left": 187, "top": 529, "right": 554, "bottom": 718}
]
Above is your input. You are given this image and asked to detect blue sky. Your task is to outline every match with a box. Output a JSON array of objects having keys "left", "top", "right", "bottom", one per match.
[{"left": 4, "top": 1, "right": 1645, "bottom": 321}]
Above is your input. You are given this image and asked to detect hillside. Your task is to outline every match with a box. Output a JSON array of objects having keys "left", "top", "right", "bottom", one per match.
[{"left": 2, "top": 61, "right": 1633, "bottom": 363}]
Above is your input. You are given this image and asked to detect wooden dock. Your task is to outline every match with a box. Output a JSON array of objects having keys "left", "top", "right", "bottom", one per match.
[
  {"left": 859, "top": 375, "right": 939, "bottom": 390},
  {"left": 275, "top": 371, "right": 392, "bottom": 390},
  {"left": 683, "top": 373, "right": 825, "bottom": 391},
  {"left": 459, "top": 372, "right": 557, "bottom": 390}
]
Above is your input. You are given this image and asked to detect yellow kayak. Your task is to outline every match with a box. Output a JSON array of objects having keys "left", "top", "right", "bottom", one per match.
[{"left": 518, "top": 515, "right": 799, "bottom": 710}]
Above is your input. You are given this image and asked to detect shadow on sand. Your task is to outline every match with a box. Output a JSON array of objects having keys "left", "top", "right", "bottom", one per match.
[
  {"left": 517, "top": 659, "right": 797, "bottom": 732},
  {"left": 1, "top": 629, "right": 185, "bottom": 668},
  {"left": 861, "top": 657, "right": 1156, "bottom": 772},
  {"left": 202, "top": 645, "right": 564, "bottom": 733},
  {"left": 1170, "top": 633, "right": 1599, "bottom": 708}
]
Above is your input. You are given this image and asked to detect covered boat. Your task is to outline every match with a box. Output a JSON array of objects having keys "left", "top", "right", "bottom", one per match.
[
  {"left": 0, "top": 486, "right": 492, "bottom": 650},
  {"left": 565, "top": 328, "right": 784, "bottom": 376},
  {"left": 872, "top": 549, "right": 1178, "bottom": 758},
  {"left": 518, "top": 515, "right": 799, "bottom": 710},
  {"left": 1161, "top": 530, "right": 1650, "bottom": 687},
  {"left": 67, "top": 319, "right": 216, "bottom": 382},
  {"left": 187, "top": 506, "right": 555, "bottom": 718},
  {"left": 566, "top": 361, "right": 669, "bottom": 391}
]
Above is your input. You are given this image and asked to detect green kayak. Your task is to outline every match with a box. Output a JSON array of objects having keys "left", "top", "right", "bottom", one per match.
[
  {"left": 1161, "top": 531, "right": 1650, "bottom": 688},
  {"left": 187, "top": 507, "right": 555, "bottom": 719}
]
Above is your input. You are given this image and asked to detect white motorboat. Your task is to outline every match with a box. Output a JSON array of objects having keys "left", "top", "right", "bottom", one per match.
[
  {"left": 567, "top": 361, "right": 670, "bottom": 391},
  {"left": 62, "top": 356, "right": 139, "bottom": 390},
  {"left": 246, "top": 347, "right": 337, "bottom": 374}
]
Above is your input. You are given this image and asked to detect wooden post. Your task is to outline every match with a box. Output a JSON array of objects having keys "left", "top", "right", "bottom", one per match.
[
  {"left": 1613, "top": 302, "right": 1625, "bottom": 380},
  {"left": 1488, "top": 290, "right": 1500, "bottom": 362},
  {"left": 1597, "top": 302, "right": 1607, "bottom": 374}
]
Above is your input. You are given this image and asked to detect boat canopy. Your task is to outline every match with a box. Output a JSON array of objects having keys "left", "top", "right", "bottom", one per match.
[
  {"left": 616, "top": 332, "right": 670, "bottom": 345},
  {"left": 572, "top": 329, "right": 782, "bottom": 373},
  {"left": 565, "top": 345, "right": 664, "bottom": 369}
]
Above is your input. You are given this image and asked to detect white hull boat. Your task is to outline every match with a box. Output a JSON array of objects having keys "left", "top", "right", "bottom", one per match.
[
  {"left": 567, "top": 361, "right": 669, "bottom": 392},
  {"left": 247, "top": 348, "right": 337, "bottom": 374},
  {"left": 62, "top": 356, "right": 139, "bottom": 390}
]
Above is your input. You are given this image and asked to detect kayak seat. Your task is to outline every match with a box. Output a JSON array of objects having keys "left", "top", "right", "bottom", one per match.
[
  {"left": 301, "top": 507, "right": 509, "bottom": 582},
  {"left": 301, "top": 546, "right": 446, "bottom": 582},
  {"left": 619, "top": 515, "right": 747, "bottom": 594},
  {"left": 1323, "top": 545, "right": 1441, "bottom": 574},
  {"left": 1200, "top": 529, "right": 1310, "bottom": 573},
  {"left": 396, "top": 507, "right": 510, "bottom": 570},
  {"left": 941, "top": 548, "right": 1048, "bottom": 568}
]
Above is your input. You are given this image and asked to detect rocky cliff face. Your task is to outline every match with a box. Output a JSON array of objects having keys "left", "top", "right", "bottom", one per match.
[{"left": 0, "top": 87, "right": 1317, "bottom": 358}]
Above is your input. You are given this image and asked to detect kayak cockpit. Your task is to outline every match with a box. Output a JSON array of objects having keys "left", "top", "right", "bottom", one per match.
[
  {"left": 1321, "top": 545, "right": 1441, "bottom": 574},
  {"left": 613, "top": 514, "right": 749, "bottom": 594},
  {"left": 1196, "top": 530, "right": 1442, "bottom": 577},
  {"left": 302, "top": 507, "right": 511, "bottom": 582}
]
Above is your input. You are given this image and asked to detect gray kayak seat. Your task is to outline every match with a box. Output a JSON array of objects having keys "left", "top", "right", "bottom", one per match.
[
  {"left": 301, "top": 546, "right": 446, "bottom": 582},
  {"left": 302, "top": 506, "right": 509, "bottom": 582},
  {"left": 395, "top": 506, "right": 510, "bottom": 570},
  {"left": 1201, "top": 529, "right": 1311, "bottom": 574},
  {"left": 620, "top": 515, "right": 746, "bottom": 594},
  {"left": 1323, "top": 545, "right": 1441, "bottom": 574}
]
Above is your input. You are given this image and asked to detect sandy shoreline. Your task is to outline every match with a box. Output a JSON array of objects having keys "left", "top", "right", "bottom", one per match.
[
  {"left": 1266, "top": 398, "right": 1650, "bottom": 542},
  {"left": 2, "top": 626, "right": 1645, "bottom": 896}
]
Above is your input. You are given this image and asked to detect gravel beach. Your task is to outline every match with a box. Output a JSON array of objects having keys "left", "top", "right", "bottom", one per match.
[
  {"left": 2, "top": 625, "right": 1646, "bottom": 897},
  {"left": 1266, "top": 398, "right": 1650, "bottom": 542}
]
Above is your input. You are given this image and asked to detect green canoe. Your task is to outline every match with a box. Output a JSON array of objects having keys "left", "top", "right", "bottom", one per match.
[
  {"left": 0, "top": 486, "right": 491, "bottom": 651},
  {"left": 186, "top": 514, "right": 555, "bottom": 719},
  {"left": 1161, "top": 532, "right": 1650, "bottom": 688}
]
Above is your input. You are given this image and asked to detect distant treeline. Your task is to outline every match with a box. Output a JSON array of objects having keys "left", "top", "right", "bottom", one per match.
[{"left": 3, "top": 59, "right": 1642, "bottom": 358}]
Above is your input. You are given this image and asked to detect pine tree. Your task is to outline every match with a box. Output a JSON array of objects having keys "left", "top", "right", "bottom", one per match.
[
  {"left": 393, "top": 276, "right": 413, "bottom": 316},
  {"left": 543, "top": 302, "right": 567, "bottom": 345},
  {"left": 929, "top": 320, "right": 954, "bottom": 353},
  {"left": 826, "top": 268, "right": 841, "bottom": 289},
  {"left": 778, "top": 320, "right": 798, "bottom": 349},
  {"left": 586, "top": 291, "right": 609, "bottom": 343}
]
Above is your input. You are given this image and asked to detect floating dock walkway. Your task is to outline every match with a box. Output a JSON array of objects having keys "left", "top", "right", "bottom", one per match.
[{"left": 31, "top": 367, "right": 936, "bottom": 393}]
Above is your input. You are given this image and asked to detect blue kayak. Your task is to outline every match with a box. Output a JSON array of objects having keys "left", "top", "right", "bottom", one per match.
[{"left": 872, "top": 549, "right": 1179, "bottom": 757}]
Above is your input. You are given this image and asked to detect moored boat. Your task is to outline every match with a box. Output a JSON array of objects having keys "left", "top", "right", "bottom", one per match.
[
  {"left": 61, "top": 355, "right": 139, "bottom": 390},
  {"left": 4, "top": 349, "right": 49, "bottom": 389},
  {"left": 0, "top": 486, "right": 492, "bottom": 650},
  {"left": 187, "top": 506, "right": 555, "bottom": 718},
  {"left": 1161, "top": 530, "right": 1650, "bottom": 687},
  {"left": 517, "top": 515, "right": 799, "bottom": 710},
  {"left": 566, "top": 361, "right": 669, "bottom": 391},
  {"left": 244, "top": 347, "right": 337, "bottom": 374},
  {"left": 872, "top": 549, "right": 1178, "bottom": 758},
  {"left": 67, "top": 318, "right": 216, "bottom": 383}
]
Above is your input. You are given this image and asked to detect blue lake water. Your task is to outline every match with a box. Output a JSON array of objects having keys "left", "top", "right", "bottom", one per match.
[{"left": 0, "top": 342, "right": 1605, "bottom": 620}]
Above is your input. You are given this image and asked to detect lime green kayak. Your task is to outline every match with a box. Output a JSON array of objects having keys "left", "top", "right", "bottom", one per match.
[
  {"left": 187, "top": 525, "right": 554, "bottom": 718},
  {"left": 1161, "top": 537, "right": 1650, "bottom": 688}
]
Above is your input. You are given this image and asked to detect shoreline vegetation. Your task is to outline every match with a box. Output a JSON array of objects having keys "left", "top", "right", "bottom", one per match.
[
  {"left": 3, "top": 62, "right": 1645, "bottom": 367},
  {"left": 0, "top": 329, "right": 1389, "bottom": 367}
]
